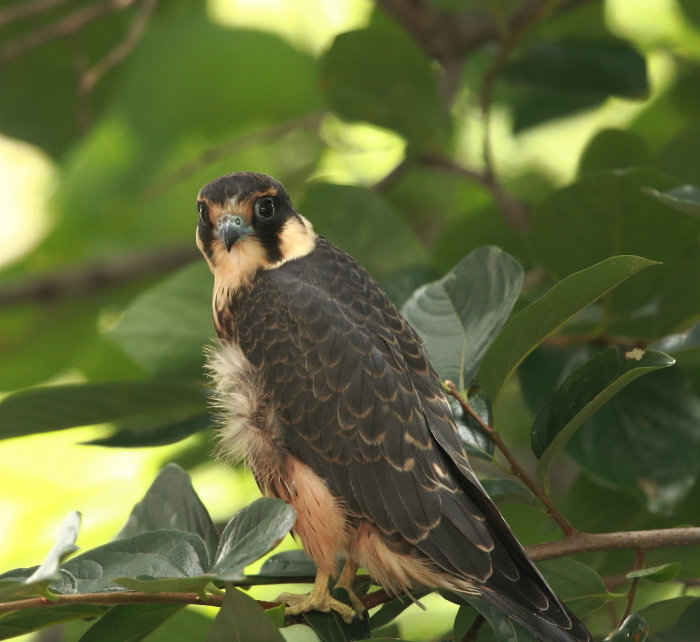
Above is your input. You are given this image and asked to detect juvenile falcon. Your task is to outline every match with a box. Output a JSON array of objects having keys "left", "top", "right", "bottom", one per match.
[{"left": 196, "top": 172, "right": 592, "bottom": 642}]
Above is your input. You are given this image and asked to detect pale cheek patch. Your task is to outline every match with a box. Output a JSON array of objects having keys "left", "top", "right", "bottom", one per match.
[
  {"left": 274, "top": 216, "right": 317, "bottom": 266},
  {"left": 274, "top": 457, "right": 350, "bottom": 577}
]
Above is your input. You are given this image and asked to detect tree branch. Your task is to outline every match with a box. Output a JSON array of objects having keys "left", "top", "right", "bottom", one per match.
[
  {"left": 527, "top": 529, "right": 700, "bottom": 561},
  {"left": 79, "top": 0, "right": 158, "bottom": 95},
  {"left": 146, "top": 111, "right": 324, "bottom": 198},
  {"left": 445, "top": 381, "right": 577, "bottom": 536},
  {"left": 0, "top": 0, "right": 137, "bottom": 67},
  {"left": 0, "top": 0, "right": 80, "bottom": 29},
  {"left": 0, "top": 245, "right": 200, "bottom": 310}
]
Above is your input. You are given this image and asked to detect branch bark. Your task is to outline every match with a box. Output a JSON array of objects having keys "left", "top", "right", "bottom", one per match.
[
  {"left": 0, "top": 245, "right": 200, "bottom": 310},
  {"left": 0, "top": 0, "right": 80, "bottom": 28},
  {"left": 0, "top": 0, "right": 137, "bottom": 67}
]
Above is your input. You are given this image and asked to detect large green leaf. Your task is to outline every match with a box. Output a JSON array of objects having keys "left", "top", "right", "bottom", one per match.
[
  {"left": 320, "top": 23, "right": 443, "bottom": 147},
  {"left": 567, "top": 366, "right": 700, "bottom": 513},
  {"left": 536, "top": 558, "right": 614, "bottom": 617},
  {"left": 300, "top": 184, "right": 428, "bottom": 278},
  {"left": 84, "top": 412, "right": 212, "bottom": 448},
  {"left": 206, "top": 585, "right": 285, "bottom": 642},
  {"left": 637, "top": 596, "right": 695, "bottom": 633},
  {"left": 643, "top": 184, "right": 700, "bottom": 218},
  {"left": 116, "top": 498, "right": 296, "bottom": 592},
  {"left": 0, "top": 605, "right": 108, "bottom": 641},
  {"left": 531, "top": 348, "right": 675, "bottom": 490},
  {"left": 78, "top": 604, "right": 184, "bottom": 642},
  {"left": 210, "top": 498, "right": 297, "bottom": 581},
  {"left": 368, "top": 590, "right": 432, "bottom": 631},
  {"left": 449, "top": 392, "right": 496, "bottom": 462},
  {"left": 503, "top": 39, "right": 648, "bottom": 98},
  {"left": 116, "top": 464, "right": 218, "bottom": 561},
  {"left": 401, "top": 246, "right": 523, "bottom": 389},
  {"left": 460, "top": 596, "right": 536, "bottom": 642},
  {"left": 528, "top": 169, "right": 699, "bottom": 311},
  {"left": 109, "top": 262, "right": 213, "bottom": 380},
  {"left": 478, "top": 255, "right": 657, "bottom": 403},
  {"left": 255, "top": 550, "right": 317, "bottom": 579},
  {"left": 480, "top": 479, "right": 536, "bottom": 507},
  {"left": 578, "top": 129, "right": 650, "bottom": 176},
  {"left": 63, "top": 530, "right": 209, "bottom": 594},
  {"left": 0, "top": 382, "right": 208, "bottom": 440}
]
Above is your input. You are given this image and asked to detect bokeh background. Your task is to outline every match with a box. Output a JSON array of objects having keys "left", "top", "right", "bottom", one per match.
[{"left": 2, "top": 0, "right": 700, "bottom": 640}]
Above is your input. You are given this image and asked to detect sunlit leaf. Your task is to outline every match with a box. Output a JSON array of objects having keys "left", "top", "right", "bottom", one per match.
[
  {"left": 478, "top": 255, "right": 657, "bottom": 403},
  {"left": 402, "top": 246, "right": 523, "bottom": 389},
  {"left": 116, "top": 464, "right": 218, "bottom": 561}
]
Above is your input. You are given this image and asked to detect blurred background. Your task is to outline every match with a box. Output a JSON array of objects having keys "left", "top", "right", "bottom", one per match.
[{"left": 2, "top": 0, "right": 700, "bottom": 639}]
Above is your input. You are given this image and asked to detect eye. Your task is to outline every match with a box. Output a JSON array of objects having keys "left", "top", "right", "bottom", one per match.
[
  {"left": 255, "top": 197, "right": 275, "bottom": 219},
  {"left": 197, "top": 202, "right": 209, "bottom": 222}
]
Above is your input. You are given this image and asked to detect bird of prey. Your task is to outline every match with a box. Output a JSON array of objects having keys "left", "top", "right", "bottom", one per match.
[{"left": 196, "top": 172, "right": 592, "bottom": 642}]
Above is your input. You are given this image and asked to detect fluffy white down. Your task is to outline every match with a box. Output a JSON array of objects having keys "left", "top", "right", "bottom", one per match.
[{"left": 205, "top": 341, "right": 282, "bottom": 479}]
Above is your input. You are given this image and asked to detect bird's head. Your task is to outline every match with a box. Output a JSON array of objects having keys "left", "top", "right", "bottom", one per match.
[{"left": 195, "top": 172, "right": 316, "bottom": 285}]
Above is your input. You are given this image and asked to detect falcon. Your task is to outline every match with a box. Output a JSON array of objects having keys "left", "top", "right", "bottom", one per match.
[{"left": 196, "top": 172, "right": 592, "bottom": 642}]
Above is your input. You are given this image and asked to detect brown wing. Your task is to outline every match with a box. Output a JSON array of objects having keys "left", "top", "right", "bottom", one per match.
[{"left": 234, "top": 238, "right": 590, "bottom": 642}]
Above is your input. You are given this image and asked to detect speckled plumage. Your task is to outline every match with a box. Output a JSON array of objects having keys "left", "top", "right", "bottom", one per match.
[{"left": 197, "top": 172, "right": 592, "bottom": 642}]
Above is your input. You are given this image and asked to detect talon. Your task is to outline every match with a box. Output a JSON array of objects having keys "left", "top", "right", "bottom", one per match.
[{"left": 276, "top": 571, "right": 358, "bottom": 622}]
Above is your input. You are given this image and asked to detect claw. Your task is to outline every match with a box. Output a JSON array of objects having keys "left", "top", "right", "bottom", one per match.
[{"left": 276, "top": 571, "right": 358, "bottom": 624}]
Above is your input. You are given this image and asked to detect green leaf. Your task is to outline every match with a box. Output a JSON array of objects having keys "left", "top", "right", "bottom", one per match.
[
  {"left": 300, "top": 184, "right": 428, "bottom": 278},
  {"left": 206, "top": 585, "right": 285, "bottom": 642},
  {"left": 453, "top": 604, "right": 480, "bottom": 642},
  {"left": 502, "top": 39, "right": 648, "bottom": 98},
  {"left": 302, "top": 588, "right": 371, "bottom": 642},
  {"left": 567, "top": 367, "right": 700, "bottom": 513},
  {"left": 528, "top": 169, "right": 699, "bottom": 311},
  {"left": 266, "top": 603, "right": 287, "bottom": 628},
  {"left": 609, "top": 613, "right": 648, "bottom": 642},
  {"left": 320, "top": 24, "right": 443, "bottom": 147},
  {"left": 0, "top": 382, "right": 208, "bottom": 440},
  {"left": 450, "top": 392, "right": 496, "bottom": 462},
  {"left": 280, "top": 625, "right": 323, "bottom": 641},
  {"left": 536, "top": 558, "right": 614, "bottom": 617},
  {"left": 0, "top": 567, "right": 75, "bottom": 602},
  {"left": 679, "top": 0, "right": 700, "bottom": 25},
  {"left": 578, "top": 129, "right": 650, "bottom": 176},
  {"left": 401, "top": 246, "right": 524, "bottom": 389},
  {"left": 143, "top": 607, "right": 217, "bottom": 642},
  {"left": 84, "top": 412, "right": 212, "bottom": 448},
  {"left": 480, "top": 479, "right": 536, "bottom": 507},
  {"left": 531, "top": 348, "right": 675, "bottom": 490},
  {"left": 0, "top": 605, "right": 108, "bottom": 641},
  {"left": 649, "top": 322, "right": 700, "bottom": 355},
  {"left": 627, "top": 563, "right": 681, "bottom": 583},
  {"left": 256, "top": 550, "right": 317, "bottom": 578},
  {"left": 636, "top": 596, "right": 695, "bottom": 633},
  {"left": 0, "top": 511, "right": 80, "bottom": 601},
  {"left": 368, "top": 590, "right": 432, "bottom": 631},
  {"left": 64, "top": 530, "right": 209, "bottom": 594},
  {"left": 643, "top": 184, "right": 700, "bottom": 218},
  {"left": 78, "top": 604, "right": 183, "bottom": 642},
  {"left": 211, "top": 498, "right": 297, "bottom": 581},
  {"left": 116, "top": 464, "right": 218, "bottom": 562},
  {"left": 478, "top": 255, "right": 657, "bottom": 403},
  {"left": 656, "top": 247, "right": 700, "bottom": 334},
  {"left": 460, "top": 597, "right": 519, "bottom": 642},
  {"left": 109, "top": 262, "right": 213, "bottom": 380}
]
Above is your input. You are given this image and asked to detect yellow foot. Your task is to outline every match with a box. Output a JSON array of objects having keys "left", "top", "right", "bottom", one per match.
[
  {"left": 276, "top": 590, "right": 357, "bottom": 623},
  {"left": 333, "top": 558, "right": 366, "bottom": 617}
]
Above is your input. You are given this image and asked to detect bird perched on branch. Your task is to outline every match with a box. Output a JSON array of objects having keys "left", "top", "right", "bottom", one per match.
[{"left": 196, "top": 172, "right": 592, "bottom": 642}]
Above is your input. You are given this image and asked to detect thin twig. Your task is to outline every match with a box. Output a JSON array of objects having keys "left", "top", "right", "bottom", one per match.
[
  {"left": 79, "top": 0, "right": 158, "bottom": 94},
  {"left": 477, "top": 1, "right": 560, "bottom": 233},
  {"left": 618, "top": 550, "right": 645, "bottom": 628},
  {"left": 0, "top": 0, "right": 79, "bottom": 28},
  {"left": 445, "top": 381, "right": 577, "bottom": 536},
  {"left": 0, "top": 0, "right": 137, "bottom": 67},
  {"left": 147, "top": 111, "right": 325, "bottom": 198},
  {"left": 0, "top": 245, "right": 200, "bottom": 310}
]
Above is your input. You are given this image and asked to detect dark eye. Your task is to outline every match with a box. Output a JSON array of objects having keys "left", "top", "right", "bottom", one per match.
[
  {"left": 197, "top": 202, "right": 209, "bottom": 223},
  {"left": 255, "top": 197, "right": 275, "bottom": 219}
]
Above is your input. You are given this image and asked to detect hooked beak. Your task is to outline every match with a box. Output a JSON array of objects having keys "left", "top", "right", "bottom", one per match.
[{"left": 216, "top": 214, "right": 254, "bottom": 251}]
